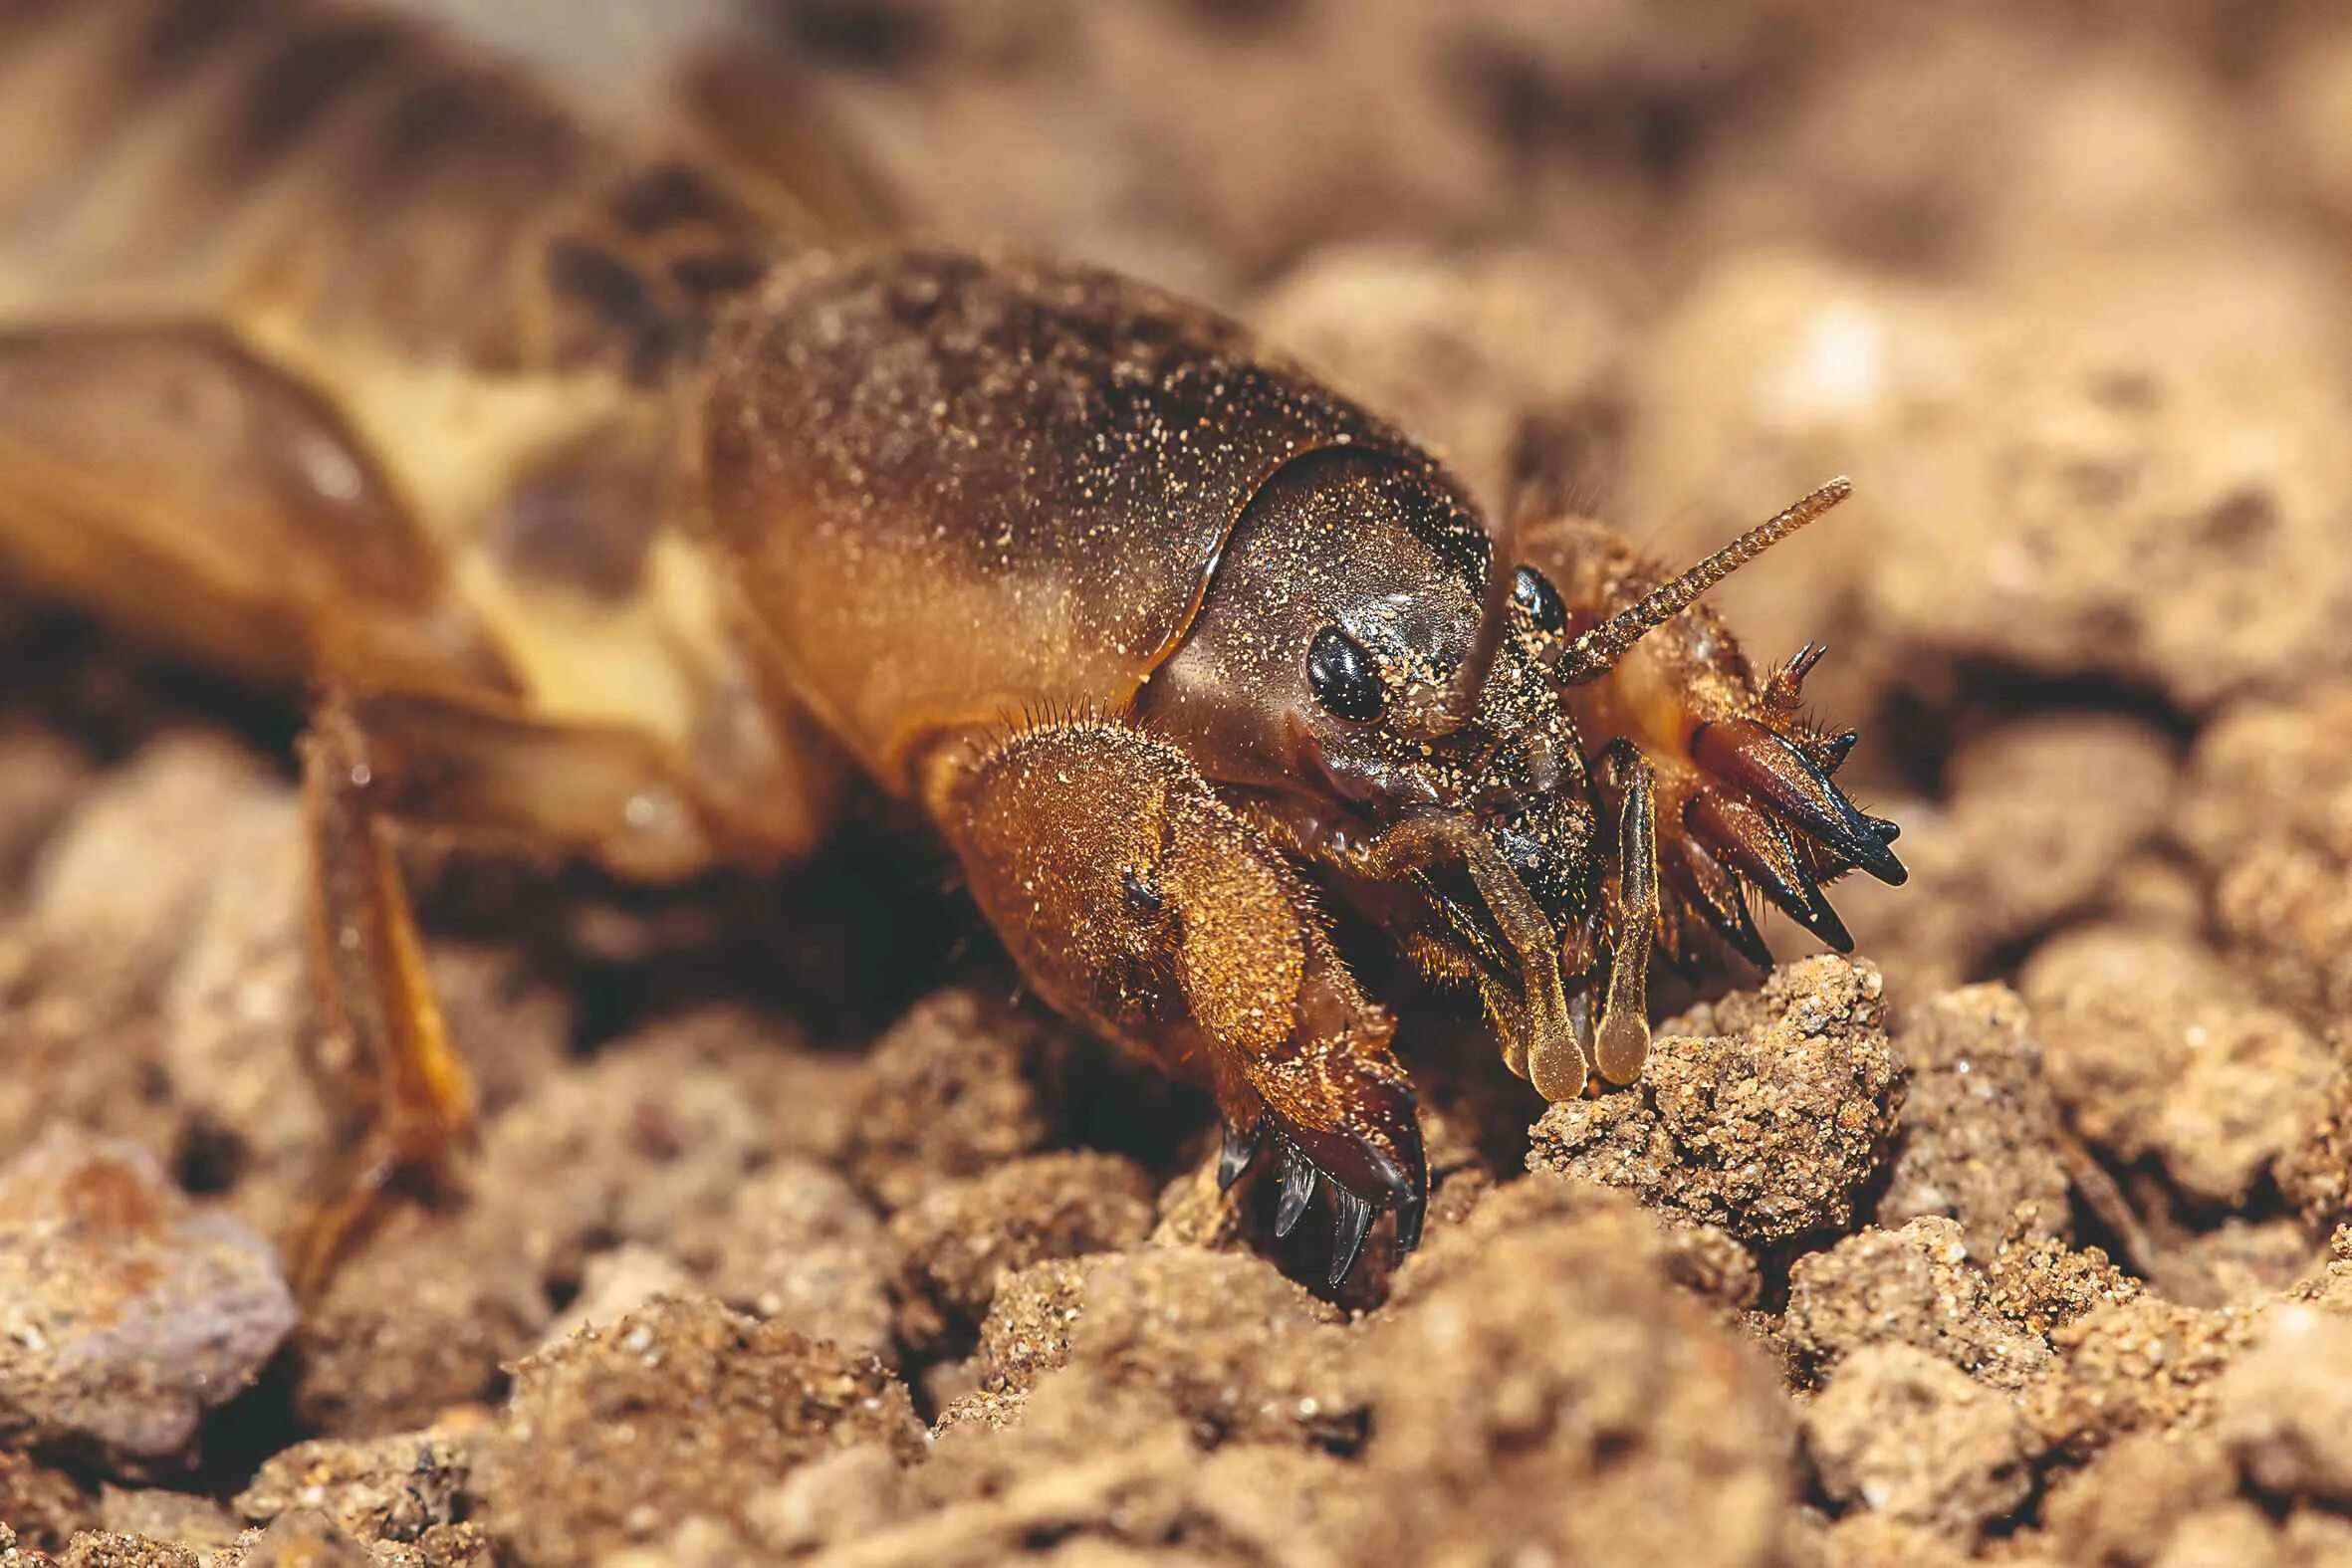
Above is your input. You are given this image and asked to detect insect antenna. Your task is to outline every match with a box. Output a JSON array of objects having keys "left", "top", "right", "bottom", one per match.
[{"left": 1548, "top": 477, "right": 1854, "bottom": 686}]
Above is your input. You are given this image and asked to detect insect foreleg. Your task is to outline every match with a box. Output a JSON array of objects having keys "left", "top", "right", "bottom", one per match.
[{"left": 928, "top": 719, "right": 1427, "bottom": 1282}]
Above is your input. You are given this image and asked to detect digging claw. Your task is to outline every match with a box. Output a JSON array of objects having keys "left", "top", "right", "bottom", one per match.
[
  {"left": 1705, "top": 899, "right": 1774, "bottom": 970},
  {"left": 1673, "top": 837, "right": 1775, "bottom": 970},
  {"left": 1328, "top": 1189, "right": 1374, "bottom": 1286},
  {"left": 1246, "top": 1078, "right": 1430, "bottom": 1285},
  {"left": 1217, "top": 1118, "right": 1262, "bottom": 1191},
  {"left": 1788, "top": 877, "right": 1853, "bottom": 952},
  {"left": 1689, "top": 792, "right": 1854, "bottom": 954},
  {"left": 1692, "top": 716, "right": 1907, "bottom": 886},
  {"left": 1393, "top": 1190, "right": 1427, "bottom": 1260},
  {"left": 1274, "top": 1144, "right": 1318, "bottom": 1238}
]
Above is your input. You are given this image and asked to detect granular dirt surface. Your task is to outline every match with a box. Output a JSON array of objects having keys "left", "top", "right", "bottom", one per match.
[{"left": 10, "top": 2, "right": 2352, "bottom": 1564}]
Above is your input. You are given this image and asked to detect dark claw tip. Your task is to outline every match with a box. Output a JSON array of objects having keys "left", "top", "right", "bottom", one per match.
[
  {"left": 1327, "top": 1190, "right": 1374, "bottom": 1286},
  {"left": 1696, "top": 717, "right": 1905, "bottom": 886},
  {"left": 1862, "top": 816, "right": 1909, "bottom": 883},
  {"left": 1274, "top": 1143, "right": 1317, "bottom": 1239},
  {"left": 1803, "top": 895, "right": 1855, "bottom": 954},
  {"left": 1393, "top": 1193, "right": 1427, "bottom": 1261},
  {"left": 1260, "top": 1085, "right": 1430, "bottom": 1284},
  {"left": 1217, "top": 1119, "right": 1261, "bottom": 1192},
  {"left": 1711, "top": 889, "right": 1775, "bottom": 971}
]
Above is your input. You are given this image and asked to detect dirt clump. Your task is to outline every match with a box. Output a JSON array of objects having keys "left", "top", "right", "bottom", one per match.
[
  {"left": 1783, "top": 1217, "right": 2052, "bottom": 1390},
  {"left": 467, "top": 1017, "right": 820, "bottom": 1284},
  {"left": 963, "top": 1256, "right": 1094, "bottom": 1404},
  {"left": 672, "top": 1158, "right": 899, "bottom": 1361},
  {"left": 2179, "top": 680, "right": 2352, "bottom": 1032},
  {"left": 987, "top": 1246, "right": 1355, "bottom": 1453},
  {"left": 2022, "top": 925, "right": 2336, "bottom": 1211},
  {"left": 1350, "top": 1178, "right": 1796, "bottom": 1568},
  {"left": 2214, "top": 1304, "right": 2352, "bottom": 1505},
  {"left": 234, "top": 1429, "right": 474, "bottom": 1543},
  {"left": 2022, "top": 1294, "right": 2261, "bottom": 1459},
  {"left": 2281, "top": 1072, "right": 2352, "bottom": 1234},
  {"left": 888, "top": 1150, "right": 1155, "bottom": 1352},
  {"left": 1848, "top": 317, "right": 2352, "bottom": 715},
  {"left": 537, "top": 1244, "right": 696, "bottom": 1344},
  {"left": 1804, "top": 1343, "right": 2042, "bottom": 1540},
  {"left": 0, "top": 1453, "right": 92, "bottom": 1551},
  {"left": 90, "top": 1493, "right": 234, "bottom": 1553},
  {"left": 837, "top": 990, "right": 1081, "bottom": 1213},
  {"left": 1984, "top": 1231, "right": 2141, "bottom": 1339},
  {"left": 893, "top": 1250, "right": 1362, "bottom": 1566},
  {"left": 1528, "top": 956, "right": 1897, "bottom": 1243},
  {"left": 0, "top": 1129, "right": 294, "bottom": 1462},
  {"left": 289, "top": 1203, "right": 547, "bottom": 1439},
  {"left": 476, "top": 1295, "right": 923, "bottom": 1566},
  {"left": 2032, "top": 1427, "right": 2242, "bottom": 1568},
  {"left": 1878, "top": 984, "right": 2072, "bottom": 1257}
]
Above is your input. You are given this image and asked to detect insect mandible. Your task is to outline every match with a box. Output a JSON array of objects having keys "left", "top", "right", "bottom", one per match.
[{"left": 0, "top": 0, "right": 1905, "bottom": 1284}]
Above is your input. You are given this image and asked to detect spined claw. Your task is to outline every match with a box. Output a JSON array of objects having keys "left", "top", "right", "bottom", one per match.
[
  {"left": 1688, "top": 791, "right": 1854, "bottom": 953},
  {"left": 1218, "top": 1118, "right": 1262, "bottom": 1192},
  {"left": 1785, "top": 875, "right": 1853, "bottom": 953},
  {"left": 1328, "top": 1189, "right": 1374, "bottom": 1286},
  {"left": 1761, "top": 641, "right": 1828, "bottom": 710},
  {"left": 1393, "top": 1189, "right": 1427, "bottom": 1261},
  {"left": 1274, "top": 1143, "right": 1317, "bottom": 1238},
  {"left": 1252, "top": 1078, "right": 1430, "bottom": 1284},
  {"left": 1671, "top": 837, "right": 1774, "bottom": 969},
  {"left": 1692, "top": 716, "right": 1907, "bottom": 887}
]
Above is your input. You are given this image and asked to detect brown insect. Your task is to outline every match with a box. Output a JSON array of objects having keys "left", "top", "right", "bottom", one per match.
[{"left": 0, "top": 0, "right": 1903, "bottom": 1285}]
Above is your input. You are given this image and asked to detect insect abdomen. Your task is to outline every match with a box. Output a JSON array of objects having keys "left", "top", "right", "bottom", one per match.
[
  {"left": 0, "top": 0, "right": 835, "bottom": 758},
  {"left": 0, "top": 0, "right": 797, "bottom": 383}
]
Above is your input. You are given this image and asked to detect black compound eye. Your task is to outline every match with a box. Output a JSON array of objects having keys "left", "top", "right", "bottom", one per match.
[
  {"left": 1306, "top": 624, "right": 1385, "bottom": 723},
  {"left": 1514, "top": 566, "right": 1566, "bottom": 634}
]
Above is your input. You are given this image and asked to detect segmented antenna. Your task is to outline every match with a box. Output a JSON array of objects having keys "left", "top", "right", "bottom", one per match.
[{"left": 1549, "top": 478, "right": 1854, "bottom": 686}]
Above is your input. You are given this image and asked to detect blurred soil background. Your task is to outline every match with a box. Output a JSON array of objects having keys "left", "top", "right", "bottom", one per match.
[{"left": 11, "top": 1, "right": 2352, "bottom": 1563}]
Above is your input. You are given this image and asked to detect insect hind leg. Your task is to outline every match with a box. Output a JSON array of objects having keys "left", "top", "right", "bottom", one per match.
[
  {"left": 290, "top": 685, "right": 765, "bottom": 1291},
  {"left": 295, "top": 695, "right": 475, "bottom": 1291}
]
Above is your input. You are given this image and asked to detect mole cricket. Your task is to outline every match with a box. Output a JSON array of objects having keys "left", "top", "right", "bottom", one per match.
[{"left": 0, "top": 0, "right": 1903, "bottom": 1285}]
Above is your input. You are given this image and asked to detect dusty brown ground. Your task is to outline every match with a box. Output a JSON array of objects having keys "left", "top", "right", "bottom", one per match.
[{"left": 11, "top": 1, "right": 2352, "bottom": 1564}]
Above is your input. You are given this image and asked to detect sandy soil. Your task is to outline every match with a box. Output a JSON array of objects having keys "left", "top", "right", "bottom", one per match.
[{"left": 10, "top": 1, "right": 2352, "bottom": 1564}]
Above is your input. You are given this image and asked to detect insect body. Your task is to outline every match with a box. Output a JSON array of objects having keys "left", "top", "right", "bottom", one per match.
[{"left": 0, "top": 0, "right": 1903, "bottom": 1283}]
